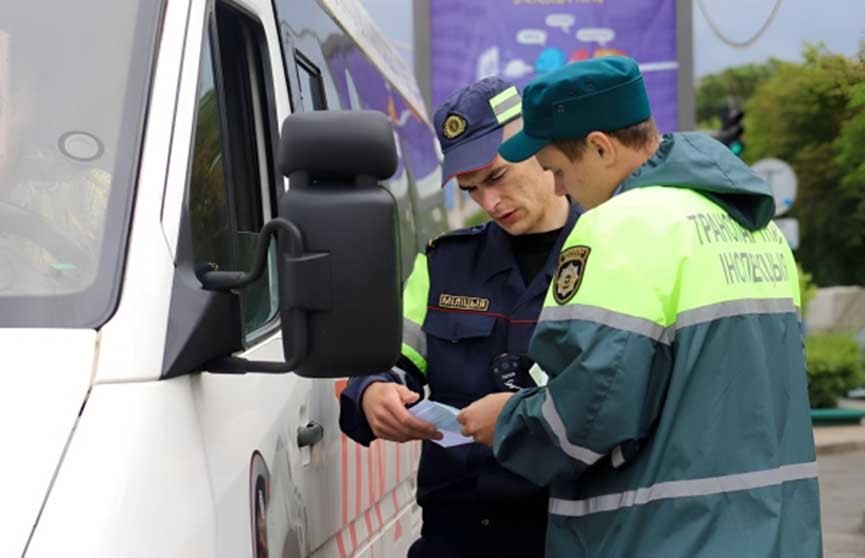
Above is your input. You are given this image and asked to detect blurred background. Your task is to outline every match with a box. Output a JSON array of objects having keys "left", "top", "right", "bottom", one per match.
[{"left": 361, "top": 1, "right": 865, "bottom": 555}]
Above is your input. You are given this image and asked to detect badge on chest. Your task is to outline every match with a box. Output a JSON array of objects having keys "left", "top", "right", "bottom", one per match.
[{"left": 438, "top": 293, "right": 491, "bottom": 312}]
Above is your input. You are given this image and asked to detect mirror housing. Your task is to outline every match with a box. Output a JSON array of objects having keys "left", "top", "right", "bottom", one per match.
[
  {"left": 278, "top": 110, "right": 402, "bottom": 377},
  {"left": 198, "top": 110, "right": 402, "bottom": 378}
]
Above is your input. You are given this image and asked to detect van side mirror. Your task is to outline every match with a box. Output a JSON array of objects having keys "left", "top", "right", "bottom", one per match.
[
  {"left": 277, "top": 111, "right": 402, "bottom": 377},
  {"left": 198, "top": 110, "right": 402, "bottom": 377}
]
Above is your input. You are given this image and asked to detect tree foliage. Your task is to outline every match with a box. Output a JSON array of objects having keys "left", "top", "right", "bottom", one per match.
[
  {"left": 695, "top": 61, "right": 780, "bottom": 127},
  {"left": 699, "top": 45, "right": 865, "bottom": 286}
]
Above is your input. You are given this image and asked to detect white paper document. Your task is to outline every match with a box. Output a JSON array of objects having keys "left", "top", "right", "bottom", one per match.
[{"left": 409, "top": 400, "right": 473, "bottom": 447}]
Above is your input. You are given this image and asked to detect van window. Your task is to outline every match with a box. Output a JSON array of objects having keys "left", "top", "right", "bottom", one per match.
[
  {"left": 187, "top": 3, "right": 280, "bottom": 342},
  {"left": 0, "top": 1, "right": 161, "bottom": 328},
  {"left": 294, "top": 50, "right": 328, "bottom": 110}
]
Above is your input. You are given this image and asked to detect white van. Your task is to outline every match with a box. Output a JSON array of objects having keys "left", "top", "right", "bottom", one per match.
[{"left": 0, "top": 1, "right": 447, "bottom": 556}]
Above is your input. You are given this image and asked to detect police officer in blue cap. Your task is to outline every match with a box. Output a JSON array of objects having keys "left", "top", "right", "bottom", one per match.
[{"left": 340, "top": 77, "right": 581, "bottom": 557}]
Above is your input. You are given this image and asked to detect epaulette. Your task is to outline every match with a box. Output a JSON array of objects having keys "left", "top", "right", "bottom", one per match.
[{"left": 425, "top": 222, "right": 489, "bottom": 254}]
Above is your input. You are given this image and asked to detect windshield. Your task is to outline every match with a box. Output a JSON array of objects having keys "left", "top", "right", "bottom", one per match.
[{"left": 0, "top": 1, "right": 161, "bottom": 327}]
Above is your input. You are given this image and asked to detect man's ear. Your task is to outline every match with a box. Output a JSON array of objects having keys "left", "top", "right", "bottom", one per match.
[{"left": 586, "top": 131, "right": 616, "bottom": 167}]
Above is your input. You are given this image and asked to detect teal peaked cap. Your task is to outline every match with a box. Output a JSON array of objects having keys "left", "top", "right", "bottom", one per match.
[{"left": 500, "top": 56, "right": 651, "bottom": 162}]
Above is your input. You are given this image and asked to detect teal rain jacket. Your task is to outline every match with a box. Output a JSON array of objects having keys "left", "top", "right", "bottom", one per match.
[{"left": 494, "top": 133, "right": 821, "bottom": 558}]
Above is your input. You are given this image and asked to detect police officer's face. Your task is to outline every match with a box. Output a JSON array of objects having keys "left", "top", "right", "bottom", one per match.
[
  {"left": 535, "top": 135, "right": 618, "bottom": 210},
  {"left": 456, "top": 154, "right": 564, "bottom": 235},
  {"left": 455, "top": 120, "right": 567, "bottom": 236}
]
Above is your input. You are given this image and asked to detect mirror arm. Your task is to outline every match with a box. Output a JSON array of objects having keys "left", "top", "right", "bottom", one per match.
[
  {"left": 204, "top": 355, "right": 298, "bottom": 374},
  {"left": 196, "top": 217, "right": 334, "bottom": 375},
  {"left": 198, "top": 218, "right": 304, "bottom": 290}
]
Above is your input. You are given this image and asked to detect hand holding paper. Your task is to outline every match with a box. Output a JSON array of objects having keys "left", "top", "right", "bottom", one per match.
[
  {"left": 409, "top": 401, "right": 473, "bottom": 447},
  {"left": 456, "top": 392, "right": 514, "bottom": 447},
  {"left": 361, "top": 382, "right": 442, "bottom": 443}
]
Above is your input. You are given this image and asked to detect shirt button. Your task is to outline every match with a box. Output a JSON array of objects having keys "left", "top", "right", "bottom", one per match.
[{"left": 480, "top": 518, "right": 490, "bottom": 527}]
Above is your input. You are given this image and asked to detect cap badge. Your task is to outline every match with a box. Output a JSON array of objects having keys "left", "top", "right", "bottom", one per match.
[{"left": 443, "top": 114, "right": 467, "bottom": 139}]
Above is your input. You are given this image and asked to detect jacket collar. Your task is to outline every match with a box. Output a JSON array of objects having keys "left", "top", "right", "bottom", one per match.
[{"left": 477, "top": 200, "right": 581, "bottom": 283}]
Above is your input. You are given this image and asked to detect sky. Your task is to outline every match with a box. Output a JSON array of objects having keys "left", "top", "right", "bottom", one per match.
[
  {"left": 693, "top": 0, "right": 865, "bottom": 77},
  {"left": 361, "top": 0, "right": 865, "bottom": 80}
]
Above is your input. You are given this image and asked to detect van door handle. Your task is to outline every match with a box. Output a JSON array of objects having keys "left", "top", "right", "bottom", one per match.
[{"left": 297, "top": 421, "right": 324, "bottom": 447}]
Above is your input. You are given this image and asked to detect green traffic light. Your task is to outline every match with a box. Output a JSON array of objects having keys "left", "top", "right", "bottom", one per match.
[{"left": 730, "top": 141, "right": 744, "bottom": 156}]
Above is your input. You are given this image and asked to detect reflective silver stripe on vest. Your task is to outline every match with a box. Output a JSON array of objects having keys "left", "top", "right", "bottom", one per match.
[
  {"left": 540, "top": 304, "right": 669, "bottom": 344},
  {"left": 540, "top": 297, "right": 799, "bottom": 345},
  {"left": 549, "top": 461, "right": 818, "bottom": 518},
  {"left": 542, "top": 389, "right": 604, "bottom": 465},
  {"left": 403, "top": 318, "right": 427, "bottom": 357},
  {"left": 675, "top": 298, "right": 800, "bottom": 329}
]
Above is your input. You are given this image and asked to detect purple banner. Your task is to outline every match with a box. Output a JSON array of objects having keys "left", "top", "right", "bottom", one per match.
[{"left": 430, "top": 0, "right": 679, "bottom": 133}]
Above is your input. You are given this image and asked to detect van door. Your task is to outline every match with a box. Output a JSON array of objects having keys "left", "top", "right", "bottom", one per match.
[
  {"left": 165, "top": 1, "right": 327, "bottom": 556},
  {"left": 168, "top": 0, "right": 421, "bottom": 556}
]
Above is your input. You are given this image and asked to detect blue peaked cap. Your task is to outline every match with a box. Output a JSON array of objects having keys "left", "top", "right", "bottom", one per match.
[{"left": 434, "top": 77, "right": 523, "bottom": 185}]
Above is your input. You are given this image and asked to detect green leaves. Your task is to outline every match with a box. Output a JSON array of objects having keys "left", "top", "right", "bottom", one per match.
[
  {"left": 695, "top": 61, "right": 779, "bottom": 126},
  {"left": 805, "top": 332, "right": 864, "bottom": 408},
  {"left": 725, "top": 45, "right": 865, "bottom": 286}
]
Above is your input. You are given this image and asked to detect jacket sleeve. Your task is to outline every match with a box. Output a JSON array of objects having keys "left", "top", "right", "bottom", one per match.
[
  {"left": 493, "top": 209, "right": 675, "bottom": 486},
  {"left": 339, "top": 253, "right": 431, "bottom": 446}
]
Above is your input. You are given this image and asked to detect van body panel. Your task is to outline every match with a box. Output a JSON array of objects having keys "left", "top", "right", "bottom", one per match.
[
  {"left": 192, "top": 334, "right": 423, "bottom": 557},
  {"left": 0, "top": 330, "right": 96, "bottom": 557},
  {"left": 25, "top": 379, "right": 217, "bottom": 557}
]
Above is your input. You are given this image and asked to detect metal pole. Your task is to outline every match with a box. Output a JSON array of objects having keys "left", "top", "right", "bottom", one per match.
[
  {"left": 412, "top": 0, "right": 433, "bottom": 116},
  {"left": 676, "top": 0, "right": 696, "bottom": 131}
]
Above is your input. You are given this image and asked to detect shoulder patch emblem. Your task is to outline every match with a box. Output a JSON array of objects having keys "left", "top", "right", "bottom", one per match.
[
  {"left": 443, "top": 114, "right": 467, "bottom": 139},
  {"left": 438, "top": 293, "right": 490, "bottom": 311},
  {"left": 553, "top": 245, "right": 591, "bottom": 305}
]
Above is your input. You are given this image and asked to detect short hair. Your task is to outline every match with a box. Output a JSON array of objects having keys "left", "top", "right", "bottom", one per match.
[{"left": 551, "top": 118, "right": 658, "bottom": 161}]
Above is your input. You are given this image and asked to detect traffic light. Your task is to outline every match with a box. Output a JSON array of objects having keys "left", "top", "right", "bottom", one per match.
[{"left": 717, "top": 108, "right": 745, "bottom": 156}]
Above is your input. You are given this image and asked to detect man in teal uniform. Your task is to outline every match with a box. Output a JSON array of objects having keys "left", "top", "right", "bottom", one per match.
[{"left": 458, "top": 56, "right": 822, "bottom": 557}]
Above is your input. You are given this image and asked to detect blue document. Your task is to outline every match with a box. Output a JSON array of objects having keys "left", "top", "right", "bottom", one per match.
[{"left": 409, "top": 400, "right": 473, "bottom": 447}]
